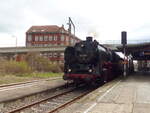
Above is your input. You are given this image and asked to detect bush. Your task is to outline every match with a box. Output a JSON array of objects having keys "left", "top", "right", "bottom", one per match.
[
  {"left": 0, "top": 58, "right": 7, "bottom": 74},
  {"left": 0, "top": 53, "right": 64, "bottom": 75},
  {"left": 58, "top": 64, "right": 64, "bottom": 72},
  {"left": 25, "top": 52, "right": 63, "bottom": 73},
  {"left": 47, "top": 63, "right": 62, "bottom": 73},
  {"left": 3, "top": 61, "right": 32, "bottom": 75}
]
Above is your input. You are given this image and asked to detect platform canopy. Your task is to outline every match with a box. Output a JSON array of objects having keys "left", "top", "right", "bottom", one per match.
[{"left": 117, "top": 42, "right": 150, "bottom": 60}]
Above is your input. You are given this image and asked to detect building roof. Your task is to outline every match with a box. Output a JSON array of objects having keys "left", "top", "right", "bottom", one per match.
[
  {"left": 117, "top": 42, "right": 150, "bottom": 53},
  {"left": 117, "top": 42, "right": 150, "bottom": 60},
  {"left": 26, "top": 25, "right": 68, "bottom": 33},
  {"left": 0, "top": 46, "right": 66, "bottom": 53}
]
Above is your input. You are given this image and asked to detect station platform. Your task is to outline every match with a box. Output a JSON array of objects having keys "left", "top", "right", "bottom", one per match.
[
  {"left": 0, "top": 78, "right": 65, "bottom": 103},
  {"left": 59, "top": 72, "right": 150, "bottom": 113}
]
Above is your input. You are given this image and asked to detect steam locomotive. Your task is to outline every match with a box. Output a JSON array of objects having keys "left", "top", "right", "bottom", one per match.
[{"left": 63, "top": 37, "right": 123, "bottom": 84}]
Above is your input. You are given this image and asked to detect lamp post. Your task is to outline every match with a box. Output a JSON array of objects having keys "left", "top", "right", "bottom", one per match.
[{"left": 12, "top": 35, "right": 17, "bottom": 47}]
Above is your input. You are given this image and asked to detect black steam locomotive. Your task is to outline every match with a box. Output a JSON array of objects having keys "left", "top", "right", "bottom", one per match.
[{"left": 63, "top": 37, "right": 123, "bottom": 84}]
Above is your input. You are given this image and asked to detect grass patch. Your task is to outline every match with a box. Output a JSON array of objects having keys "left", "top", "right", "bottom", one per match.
[
  {"left": 0, "top": 72, "right": 63, "bottom": 85},
  {"left": 0, "top": 74, "right": 35, "bottom": 85},
  {"left": 22, "top": 72, "right": 63, "bottom": 78}
]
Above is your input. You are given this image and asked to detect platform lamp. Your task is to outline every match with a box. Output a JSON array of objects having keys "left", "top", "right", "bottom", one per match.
[
  {"left": 12, "top": 35, "right": 17, "bottom": 47},
  {"left": 121, "top": 31, "right": 127, "bottom": 77}
]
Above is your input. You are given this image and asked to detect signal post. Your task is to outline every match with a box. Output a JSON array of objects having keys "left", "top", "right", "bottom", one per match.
[{"left": 121, "top": 31, "right": 127, "bottom": 77}]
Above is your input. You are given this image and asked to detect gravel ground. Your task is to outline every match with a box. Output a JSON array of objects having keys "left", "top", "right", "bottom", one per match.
[{"left": 0, "top": 84, "right": 72, "bottom": 113}]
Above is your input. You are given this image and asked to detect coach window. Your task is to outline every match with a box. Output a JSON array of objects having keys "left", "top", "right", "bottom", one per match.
[{"left": 28, "top": 35, "right": 32, "bottom": 41}]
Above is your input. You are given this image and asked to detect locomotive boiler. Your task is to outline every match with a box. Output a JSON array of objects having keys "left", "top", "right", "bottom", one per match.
[{"left": 63, "top": 37, "right": 123, "bottom": 84}]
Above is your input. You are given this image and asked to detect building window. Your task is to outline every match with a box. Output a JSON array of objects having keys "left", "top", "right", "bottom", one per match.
[
  {"left": 39, "top": 44, "right": 43, "bottom": 47},
  {"left": 61, "top": 35, "right": 65, "bottom": 41},
  {"left": 66, "top": 36, "right": 69, "bottom": 42},
  {"left": 71, "top": 38, "right": 74, "bottom": 44},
  {"left": 61, "top": 29, "right": 64, "bottom": 33},
  {"left": 35, "top": 35, "right": 39, "bottom": 41},
  {"left": 43, "top": 53, "right": 48, "bottom": 57},
  {"left": 35, "top": 44, "right": 38, "bottom": 47},
  {"left": 54, "top": 35, "right": 57, "bottom": 41},
  {"left": 44, "top": 35, "right": 48, "bottom": 41},
  {"left": 39, "top": 36, "right": 43, "bottom": 41},
  {"left": 54, "top": 43, "right": 57, "bottom": 46},
  {"left": 44, "top": 44, "right": 48, "bottom": 47},
  {"left": 53, "top": 53, "right": 57, "bottom": 57},
  {"left": 60, "top": 53, "right": 64, "bottom": 58},
  {"left": 74, "top": 40, "right": 76, "bottom": 43},
  {"left": 49, "top": 36, "right": 53, "bottom": 41},
  {"left": 28, "top": 35, "right": 32, "bottom": 41},
  {"left": 34, "top": 44, "right": 37, "bottom": 47},
  {"left": 48, "top": 53, "right": 52, "bottom": 57},
  {"left": 27, "top": 43, "right": 32, "bottom": 47},
  {"left": 60, "top": 43, "right": 63, "bottom": 46}
]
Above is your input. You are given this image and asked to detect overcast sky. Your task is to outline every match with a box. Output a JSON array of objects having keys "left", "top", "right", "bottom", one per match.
[{"left": 0, "top": 0, "right": 150, "bottom": 47}]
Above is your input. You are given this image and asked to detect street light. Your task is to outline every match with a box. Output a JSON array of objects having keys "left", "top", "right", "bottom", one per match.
[{"left": 12, "top": 35, "right": 17, "bottom": 47}]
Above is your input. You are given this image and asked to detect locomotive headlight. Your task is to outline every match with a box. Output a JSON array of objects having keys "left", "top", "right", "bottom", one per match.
[
  {"left": 68, "top": 69, "right": 71, "bottom": 72},
  {"left": 81, "top": 44, "right": 84, "bottom": 47},
  {"left": 89, "top": 69, "right": 92, "bottom": 72}
]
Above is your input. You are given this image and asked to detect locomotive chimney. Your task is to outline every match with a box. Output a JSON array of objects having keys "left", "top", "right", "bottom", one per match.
[{"left": 86, "top": 36, "right": 93, "bottom": 42}]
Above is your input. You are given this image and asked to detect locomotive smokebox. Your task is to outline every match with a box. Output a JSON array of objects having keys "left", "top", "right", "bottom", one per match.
[{"left": 86, "top": 36, "right": 93, "bottom": 42}]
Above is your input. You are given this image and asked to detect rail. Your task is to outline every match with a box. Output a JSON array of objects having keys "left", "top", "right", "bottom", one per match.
[{"left": 8, "top": 86, "right": 94, "bottom": 113}]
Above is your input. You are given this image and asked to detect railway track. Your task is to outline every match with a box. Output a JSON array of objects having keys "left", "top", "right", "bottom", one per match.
[
  {"left": 8, "top": 85, "right": 94, "bottom": 113},
  {"left": 0, "top": 77, "right": 61, "bottom": 89}
]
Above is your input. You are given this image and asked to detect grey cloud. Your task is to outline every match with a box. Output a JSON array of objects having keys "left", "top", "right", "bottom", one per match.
[{"left": 0, "top": 0, "right": 28, "bottom": 33}]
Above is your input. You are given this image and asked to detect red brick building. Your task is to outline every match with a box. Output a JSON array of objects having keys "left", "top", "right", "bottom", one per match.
[
  {"left": 26, "top": 25, "right": 81, "bottom": 63},
  {"left": 26, "top": 25, "right": 80, "bottom": 47}
]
